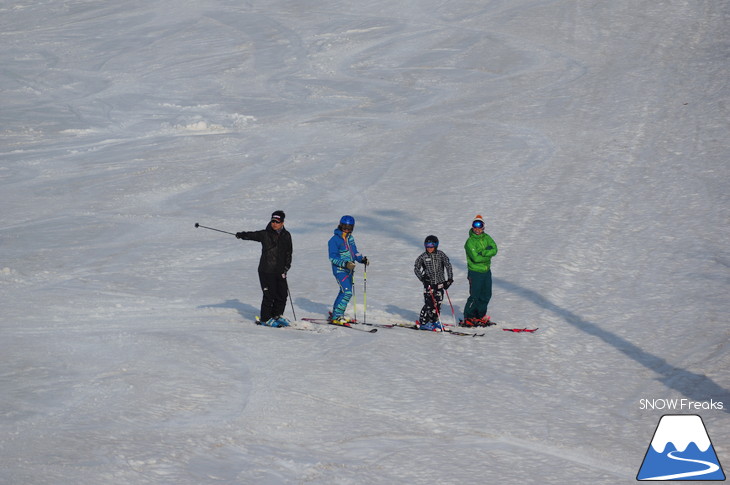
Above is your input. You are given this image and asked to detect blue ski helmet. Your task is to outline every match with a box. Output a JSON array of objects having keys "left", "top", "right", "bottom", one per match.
[{"left": 339, "top": 215, "right": 355, "bottom": 233}]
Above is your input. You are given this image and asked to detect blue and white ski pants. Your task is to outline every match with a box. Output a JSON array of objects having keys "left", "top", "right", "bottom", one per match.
[{"left": 332, "top": 269, "right": 353, "bottom": 318}]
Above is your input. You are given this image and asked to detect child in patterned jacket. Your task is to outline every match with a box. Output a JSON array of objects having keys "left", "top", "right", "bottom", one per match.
[{"left": 414, "top": 235, "right": 453, "bottom": 331}]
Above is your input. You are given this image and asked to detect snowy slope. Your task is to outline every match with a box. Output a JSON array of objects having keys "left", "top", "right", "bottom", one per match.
[{"left": 1, "top": 1, "right": 728, "bottom": 484}]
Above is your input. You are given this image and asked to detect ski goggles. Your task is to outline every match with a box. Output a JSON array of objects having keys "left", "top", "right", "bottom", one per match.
[
  {"left": 425, "top": 242, "right": 437, "bottom": 248},
  {"left": 472, "top": 220, "right": 484, "bottom": 229},
  {"left": 341, "top": 224, "right": 354, "bottom": 232}
]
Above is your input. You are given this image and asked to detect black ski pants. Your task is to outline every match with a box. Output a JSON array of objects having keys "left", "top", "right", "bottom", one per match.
[
  {"left": 419, "top": 287, "right": 444, "bottom": 324},
  {"left": 258, "top": 271, "right": 288, "bottom": 321}
]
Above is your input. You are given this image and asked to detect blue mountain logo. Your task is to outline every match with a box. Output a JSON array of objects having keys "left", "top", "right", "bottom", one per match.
[{"left": 637, "top": 414, "right": 725, "bottom": 481}]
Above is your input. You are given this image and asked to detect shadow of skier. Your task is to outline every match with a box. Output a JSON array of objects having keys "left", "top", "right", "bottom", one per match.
[{"left": 197, "top": 299, "right": 258, "bottom": 320}]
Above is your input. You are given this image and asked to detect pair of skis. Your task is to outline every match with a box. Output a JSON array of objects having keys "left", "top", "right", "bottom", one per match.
[
  {"left": 396, "top": 322, "right": 486, "bottom": 337},
  {"left": 389, "top": 321, "right": 538, "bottom": 334},
  {"left": 293, "top": 317, "right": 537, "bottom": 335},
  {"left": 460, "top": 318, "right": 538, "bottom": 333},
  {"left": 301, "top": 317, "right": 379, "bottom": 333},
  {"left": 300, "top": 318, "right": 487, "bottom": 337}
]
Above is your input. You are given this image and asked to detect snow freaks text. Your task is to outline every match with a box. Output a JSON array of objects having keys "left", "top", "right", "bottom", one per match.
[{"left": 639, "top": 399, "right": 724, "bottom": 411}]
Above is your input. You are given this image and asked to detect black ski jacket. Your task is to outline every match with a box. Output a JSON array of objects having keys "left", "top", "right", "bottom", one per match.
[{"left": 236, "top": 224, "right": 293, "bottom": 274}]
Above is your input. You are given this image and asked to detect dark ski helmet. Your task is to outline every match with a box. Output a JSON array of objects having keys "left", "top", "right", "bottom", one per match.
[{"left": 424, "top": 235, "right": 439, "bottom": 248}]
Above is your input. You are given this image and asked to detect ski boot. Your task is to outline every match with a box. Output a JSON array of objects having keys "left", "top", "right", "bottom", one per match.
[
  {"left": 415, "top": 320, "right": 443, "bottom": 332},
  {"left": 274, "top": 316, "right": 291, "bottom": 327},
  {"left": 459, "top": 316, "right": 492, "bottom": 327},
  {"left": 328, "top": 315, "right": 351, "bottom": 327},
  {"left": 256, "top": 316, "right": 287, "bottom": 327}
]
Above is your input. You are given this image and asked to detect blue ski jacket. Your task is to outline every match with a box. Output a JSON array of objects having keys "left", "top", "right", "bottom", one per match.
[{"left": 328, "top": 228, "right": 364, "bottom": 275}]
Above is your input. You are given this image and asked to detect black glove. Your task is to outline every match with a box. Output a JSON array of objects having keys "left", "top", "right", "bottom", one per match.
[
  {"left": 444, "top": 278, "right": 453, "bottom": 289},
  {"left": 361, "top": 256, "right": 369, "bottom": 266},
  {"left": 235, "top": 232, "right": 244, "bottom": 239},
  {"left": 422, "top": 277, "right": 431, "bottom": 288}
]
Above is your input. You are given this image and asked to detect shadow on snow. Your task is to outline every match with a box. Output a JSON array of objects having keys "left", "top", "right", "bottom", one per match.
[{"left": 495, "top": 277, "right": 730, "bottom": 412}]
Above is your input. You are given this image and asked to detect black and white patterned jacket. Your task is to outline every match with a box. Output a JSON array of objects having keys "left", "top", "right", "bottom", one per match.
[{"left": 414, "top": 250, "right": 453, "bottom": 287}]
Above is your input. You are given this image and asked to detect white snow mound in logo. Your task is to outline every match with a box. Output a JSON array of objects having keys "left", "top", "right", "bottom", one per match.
[{"left": 650, "top": 415, "right": 711, "bottom": 453}]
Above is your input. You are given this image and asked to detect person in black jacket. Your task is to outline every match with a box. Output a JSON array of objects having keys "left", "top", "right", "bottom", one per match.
[{"left": 235, "top": 210, "right": 293, "bottom": 326}]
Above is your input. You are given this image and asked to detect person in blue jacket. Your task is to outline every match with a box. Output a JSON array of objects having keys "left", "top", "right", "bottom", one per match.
[{"left": 328, "top": 215, "right": 368, "bottom": 324}]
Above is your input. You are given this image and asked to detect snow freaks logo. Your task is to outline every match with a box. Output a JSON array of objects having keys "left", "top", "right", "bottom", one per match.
[
  {"left": 637, "top": 414, "right": 726, "bottom": 481},
  {"left": 640, "top": 398, "right": 724, "bottom": 411}
]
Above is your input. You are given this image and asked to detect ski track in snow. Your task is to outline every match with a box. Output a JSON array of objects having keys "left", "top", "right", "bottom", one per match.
[{"left": 1, "top": 1, "right": 729, "bottom": 484}]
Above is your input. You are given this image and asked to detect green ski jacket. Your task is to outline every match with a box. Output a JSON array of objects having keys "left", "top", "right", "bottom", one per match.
[{"left": 464, "top": 229, "right": 497, "bottom": 273}]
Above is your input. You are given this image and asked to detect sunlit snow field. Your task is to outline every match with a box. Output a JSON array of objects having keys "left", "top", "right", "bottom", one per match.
[{"left": 1, "top": 1, "right": 728, "bottom": 483}]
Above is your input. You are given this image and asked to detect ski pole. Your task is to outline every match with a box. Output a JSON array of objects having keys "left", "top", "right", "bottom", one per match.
[
  {"left": 194, "top": 222, "right": 236, "bottom": 236},
  {"left": 363, "top": 262, "right": 368, "bottom": 324},
  {"left": 287, "top": 283, "right": 297, "bottom": 321},
  {"left": 445, "top": 289, "right": 457, "bottom": 327}
]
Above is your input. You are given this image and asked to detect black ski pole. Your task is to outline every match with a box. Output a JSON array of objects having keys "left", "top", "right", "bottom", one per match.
[
  {"left": 287, "top": 284, "right": 297, "bottom": 321},
  {"left": 194, "top": 222, "right": 236, "bottom": 236}
]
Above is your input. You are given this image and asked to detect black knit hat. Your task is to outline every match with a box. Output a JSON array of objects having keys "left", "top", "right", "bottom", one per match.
[{"left": 271, "top": 210, "right": 285, "bottom": 223}]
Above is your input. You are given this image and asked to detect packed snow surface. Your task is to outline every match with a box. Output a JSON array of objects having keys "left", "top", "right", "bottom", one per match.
[{"left": 1, "top": 1, "right": 728, "bottom": 484}]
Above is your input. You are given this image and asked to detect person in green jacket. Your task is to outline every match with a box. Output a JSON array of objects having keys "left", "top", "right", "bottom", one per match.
[{"left": 462, "top": 214, "right": 498, "bottom": 326}]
